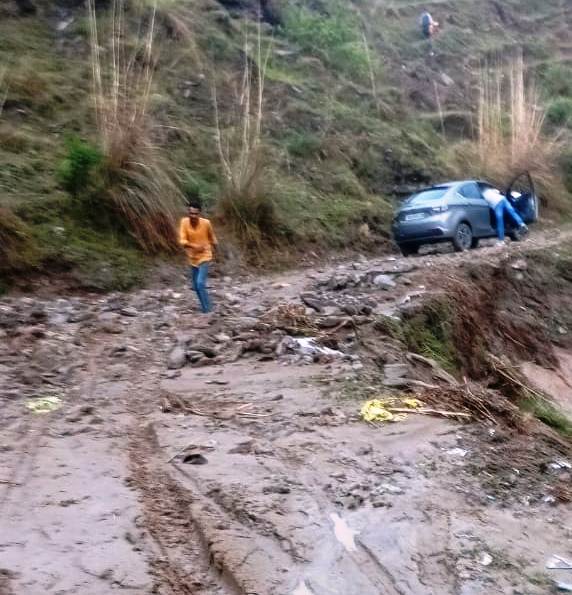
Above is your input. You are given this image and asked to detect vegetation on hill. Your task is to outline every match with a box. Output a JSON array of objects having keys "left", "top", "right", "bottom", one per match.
[{"left": 1, "top": 0, "right": 572, "bottom": 290}]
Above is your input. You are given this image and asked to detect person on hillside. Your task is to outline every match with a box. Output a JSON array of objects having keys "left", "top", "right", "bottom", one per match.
[
  {"left": 420, "top": 10, "right": 439, "bottom": 39},
  {"left": 179, "top": 200, "right": 218, "bottom": 314},
  {"left": 483, "top": 188, "right": 528, "bottom": 246}
]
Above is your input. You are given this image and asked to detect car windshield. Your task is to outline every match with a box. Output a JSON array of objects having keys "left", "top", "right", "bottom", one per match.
[{"left": 407, "top": 187, "right": 448, "bottom": 206}]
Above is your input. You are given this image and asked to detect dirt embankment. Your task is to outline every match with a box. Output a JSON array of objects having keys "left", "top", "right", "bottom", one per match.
[{"left": 1, "top": 231, "right": 572, "bottom": 594}]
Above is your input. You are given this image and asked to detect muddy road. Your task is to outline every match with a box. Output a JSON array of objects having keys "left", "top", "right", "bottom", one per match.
[{"left": 1, "top": 231, "right": 572, "bottom": 594}]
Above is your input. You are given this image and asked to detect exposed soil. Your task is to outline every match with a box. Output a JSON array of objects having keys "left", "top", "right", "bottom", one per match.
[{"left": 1, "top": 231, "right": 572, "bottom": 594}]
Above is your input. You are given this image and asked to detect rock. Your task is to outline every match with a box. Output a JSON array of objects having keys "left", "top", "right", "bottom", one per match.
[
  {"left": 328, "top": 275, "right": 349, "bottom": 291},
  {"left": 167, "top": 345, "right": 187, "bottom": 369},
  {"left": 193, "top": 345, "right": 217, "bottom": 358},
  {"left": 316, "top": 316, "right": 346, "bottom": 329},
  {"left": 68, "top": 311, "right": 92, "bottom": 323},
  {"left": 120, "top": 307, "right": 139, "bottom": 317},
  {"left": 341, "top": 304, "right": 358, "bottom": 316},
  {"left": 263, "top": 484, "right": 291, "bottom": 495},
  {"left": 100, "top": 321, "right": 124, "bottom": 334},
  {"left": 301, "top": 294, "right": 324, "bottom": 312},
  {"left": 373, "top": 274, "right": 396, "bottom": 290},
  {"left": 440, "top": 72, "right": 455, "bottom": 86},
  {"left": 378, "top": 483, "right": 404, "bottom": 495},
  {"left": 383, "top": 363, "right": 410, "bottom": 387},
  {"left": 214, "top": 333, "right": 231, "bottom": 343},
  {"left": 164, "top": 370, "right": 181, "bottom": 379},
  {"left": 187, "top": 350, "right": 205, "bottom": 363},
  {"left": 322, "top": 306, "right": 340, "bottom": 317},
  {"left": 511, "top": 259, "right": 527, "bottom": 271},
  {"left": 225, "top": 292, "right": 242, "bottom": 305}
]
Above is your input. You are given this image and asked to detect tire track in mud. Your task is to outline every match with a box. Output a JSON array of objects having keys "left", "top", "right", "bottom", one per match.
[{"left": 127, "top": 420, "right": 243, "bottom": 595}]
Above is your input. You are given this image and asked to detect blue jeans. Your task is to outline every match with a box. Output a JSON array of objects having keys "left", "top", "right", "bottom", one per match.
[
  {"left": 189, "top": 263, "right": 211, "bottom": 313},
  {"left": 494, "top": 198, "right": 525, "bottom": 241}
]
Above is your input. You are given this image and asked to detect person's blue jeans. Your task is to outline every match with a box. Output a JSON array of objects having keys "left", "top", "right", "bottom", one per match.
[
  {"left": 494, "top": 198, "right": 525, "bottom": 241},
  {"left": 189, "top": 263, "right": 211, "bottom": 313}
]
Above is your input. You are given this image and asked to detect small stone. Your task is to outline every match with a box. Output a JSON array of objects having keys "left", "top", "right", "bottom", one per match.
[
  {"left": 214, "top": 333, "right": 231, "bottom": 343},
  {"left": 301, "top": 294, "right": 324, "bottom": 312},
  {"left": 263, "top": 484, "right": 291, "bottom": 495},
  {"left": 328, "top": 275, "right": 349, "bottom": 291},
  {"left": 120, "top": 307, "right": 138, "bottom": 317},
  {"left": 511, "top": 259, "right": 528, "bottom": 271},
  {"left": 167, "top": 345, "right": 187, "bottom": 369},
  {"left": 186, "top": 351, "right": 204, "bottom": 363},
  {"left": 100, "top": 321, "right": 123, "bottom": 334},
  {"left": 378, "top": 483, "right": 404, "bottom": 495},
  {"left": 373, "top": 274, "right": 396, "bottom": 290}
]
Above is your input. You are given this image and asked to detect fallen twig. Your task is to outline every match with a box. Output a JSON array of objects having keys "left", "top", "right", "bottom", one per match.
[{"left": 388, "top": 407, "right": 471, "bottom": 419}]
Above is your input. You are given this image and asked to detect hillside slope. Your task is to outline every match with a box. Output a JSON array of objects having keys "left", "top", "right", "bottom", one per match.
[{"left": 1, "top": 0, "right": 571, "bottom": 290}]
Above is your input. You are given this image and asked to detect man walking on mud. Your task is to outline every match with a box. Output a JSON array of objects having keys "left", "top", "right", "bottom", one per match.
[{"left": 179, "top": 200, "right": 218, "bottom": 314}]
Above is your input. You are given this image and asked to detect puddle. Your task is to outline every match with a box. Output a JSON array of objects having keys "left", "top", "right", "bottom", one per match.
[
  {"left": 292, "top": 580, "right": 314, "bottom": 595},
  {"left": 329, "top": 513, "right": 359, "bottom": 553}
]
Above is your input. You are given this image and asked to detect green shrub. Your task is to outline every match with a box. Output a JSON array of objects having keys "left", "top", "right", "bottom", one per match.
[
  {"left": 283, "top": 3, "right": 370, "bottom": 79},
  {"left": 541, "top": 64, "right": 572, "bottom": 98},
  {"left": 286, "top": 132, "right": 322, "bottom": 158},
  {"left": 57, "top": 137, "right": 103, "bottom": 198},
  {"left": 546, "top": 97, "right": 572, "bottom": 128}
]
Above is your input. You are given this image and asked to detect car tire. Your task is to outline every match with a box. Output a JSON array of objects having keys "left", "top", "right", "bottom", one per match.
[
  {"left": 452, "top": 222, "right": 473, "bottom": 252},
  {"left": 470, "top": 237, "right": 480, "bottom": 249},
  {"left": 399, "top": 243, "right": 420, "bottom": 257}
]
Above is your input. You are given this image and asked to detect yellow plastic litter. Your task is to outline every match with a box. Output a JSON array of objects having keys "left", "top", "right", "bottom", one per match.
[
  {"left": 360, "top": 399, "right": 407, "bottom": 423},
  {"left": 403, "top": 398, "right": 425, "bottom": 409},
  {"left": 25, "top": 396, "right": 62, "bottom": 414}
]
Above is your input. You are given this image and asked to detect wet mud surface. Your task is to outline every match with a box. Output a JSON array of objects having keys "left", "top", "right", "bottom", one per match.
[{"left": 1, "top": 230, "right": 572, "bottom": 594}]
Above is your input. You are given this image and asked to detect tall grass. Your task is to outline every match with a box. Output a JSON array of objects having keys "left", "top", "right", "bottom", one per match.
[
  {"left": 0, "top": 207, "right": 31, "bottom": 272},
  {"left": 212, "top": 22, "right": 281, "bottom": 251},
  {"left": 87, "top": 0, "right": 184, "bottom": 253},
  {"left": 0, "top": 68, "right": 7, "bottom": 117},
  {"left": 456, "top": 54, "right": 565, "bottom": 205}
]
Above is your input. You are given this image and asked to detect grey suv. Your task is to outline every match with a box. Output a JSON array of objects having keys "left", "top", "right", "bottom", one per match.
[{"left": 391, "top": 174, "right": 539, "bottom": 256}]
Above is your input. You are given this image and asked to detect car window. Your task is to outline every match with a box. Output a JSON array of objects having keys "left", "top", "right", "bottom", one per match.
[
  {"left": 407, "top": 187, "right": 449, "bottom": 206},
  {"left": 459, "top": 183, "right": 482, "bottom": 200}
]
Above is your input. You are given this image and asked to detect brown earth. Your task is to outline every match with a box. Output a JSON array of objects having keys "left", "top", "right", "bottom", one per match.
[{"left": 1, "top": 230, "right": 572, "bottom": 594}]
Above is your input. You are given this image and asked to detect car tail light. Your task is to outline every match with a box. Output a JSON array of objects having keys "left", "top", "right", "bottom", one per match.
[{"left": 431, "top": 205, "right": 448, "bottom": 213}]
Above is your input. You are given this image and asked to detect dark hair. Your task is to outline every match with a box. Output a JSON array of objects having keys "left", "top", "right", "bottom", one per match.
[{"left": 184, "top": 186, "right": 202, "bottom": 209}]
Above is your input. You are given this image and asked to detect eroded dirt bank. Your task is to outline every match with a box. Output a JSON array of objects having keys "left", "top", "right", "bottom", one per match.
[{"left": 2, "top": 232, "right": 572, "bottom": 594}]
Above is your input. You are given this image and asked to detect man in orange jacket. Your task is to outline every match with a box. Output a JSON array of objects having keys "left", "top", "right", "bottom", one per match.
[{"left": 179, "top": 201, "right": 218, "bottom": 313}]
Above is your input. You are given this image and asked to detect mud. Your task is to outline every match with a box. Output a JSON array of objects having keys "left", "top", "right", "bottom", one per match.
[{"left": 1, "top": 230, "right": 572, "bottom": 594}]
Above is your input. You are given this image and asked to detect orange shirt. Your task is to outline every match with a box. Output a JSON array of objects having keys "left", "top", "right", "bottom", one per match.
[{"left": 178, "top": 217, "right": 218, "bottom": 266}]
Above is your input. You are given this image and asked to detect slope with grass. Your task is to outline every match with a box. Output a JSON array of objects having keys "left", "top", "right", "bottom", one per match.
[{"left": 1, "top": 0, "right": 572, "bottom": 289}]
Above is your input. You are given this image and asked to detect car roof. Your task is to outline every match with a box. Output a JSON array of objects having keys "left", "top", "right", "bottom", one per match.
[{"left": 417, "top": 180, "right": 494, "bottom": 192}]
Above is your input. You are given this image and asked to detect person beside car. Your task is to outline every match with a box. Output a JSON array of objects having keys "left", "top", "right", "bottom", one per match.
[{"left": 483, "top": 188, "right": 528, "bottom": 246}]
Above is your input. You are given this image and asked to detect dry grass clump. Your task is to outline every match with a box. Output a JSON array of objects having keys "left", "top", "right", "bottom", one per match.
[
  {"left": 0, "top": 207, "right": 31, "bottom": 271},
  {"left": 88, "top": 0, "right": 184, "bottom": 253},
  {"left": 454, "top": 54, "right": 565, "bottom": 207},
  {"left": 0, "top": 68, "right": 7, "bottom": 117},
  {"left": 213, "top": 23, "right": 282, "bottom": 252}
]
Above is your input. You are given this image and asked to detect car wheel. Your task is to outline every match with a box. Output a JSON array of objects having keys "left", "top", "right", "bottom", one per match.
[
  {"left": 452, "top": 222, "right": 473, "bottom": 252},
  {"left": 399, "top": 243, "right": 420, "bottom": 257},
  {"left": 470, "top": 237, "right": 480, "bottom": 249}
]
